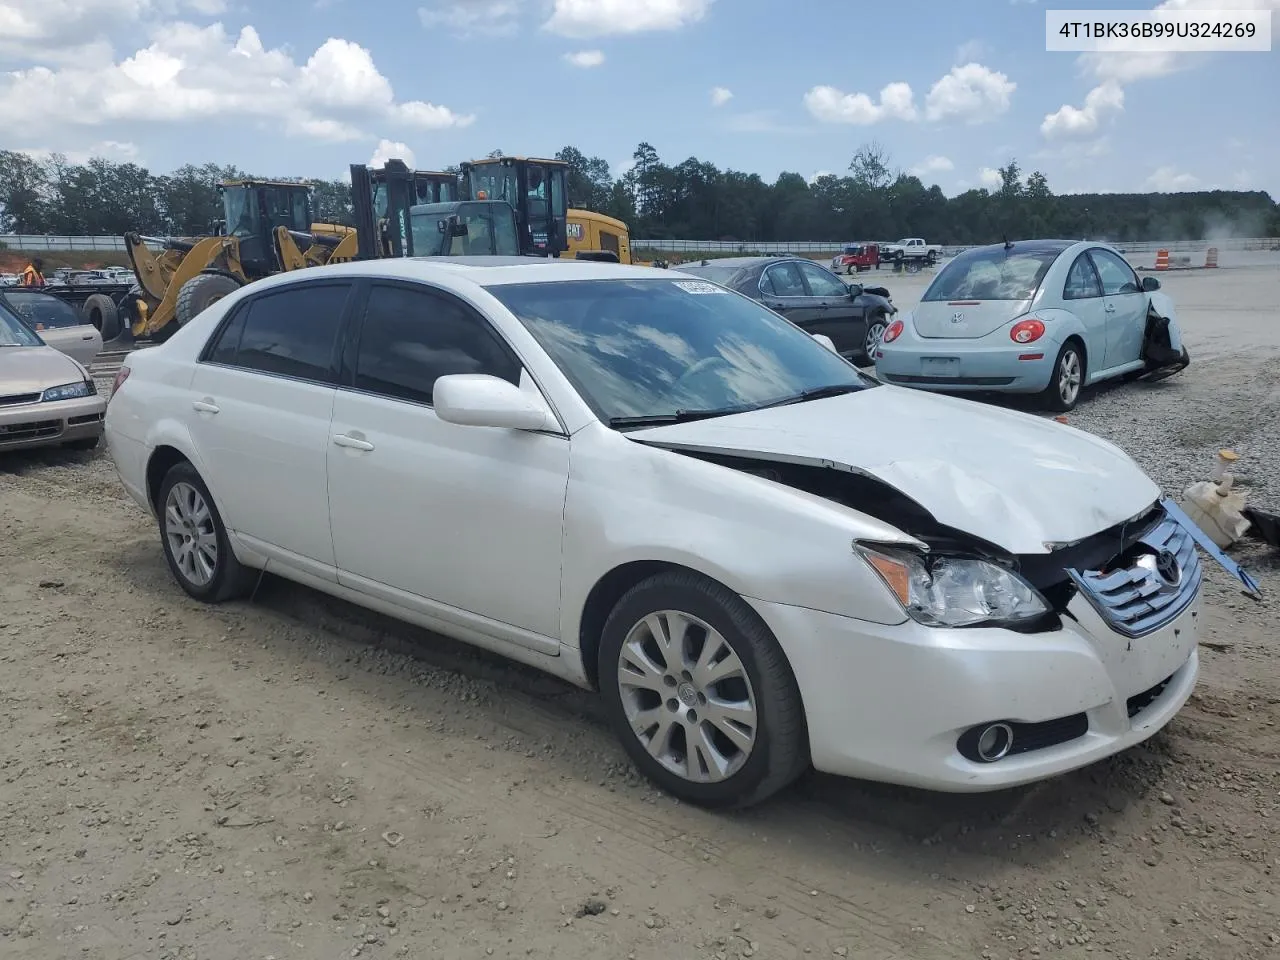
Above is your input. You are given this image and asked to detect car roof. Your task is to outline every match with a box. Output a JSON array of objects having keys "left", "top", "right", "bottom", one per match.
[
  {"left": 958, "top": 239, "right": 1081, "bottom": 256},
  {"left": 244, "top": 257, "right": 691, "bottom": 293}
]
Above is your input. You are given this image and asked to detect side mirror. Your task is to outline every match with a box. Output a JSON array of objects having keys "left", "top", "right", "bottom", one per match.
[
  {"left": 811, "top": 333, "right": 838, "bottom": 353},
  {"left": 433, "top": 374, "right": 553, "bottom": 431},
  {"left": 848, "top": 283, "right": 863, "bottom": 298},
  {"left": 1142, "top": 276, "right": 1161, "bottom": 292}
]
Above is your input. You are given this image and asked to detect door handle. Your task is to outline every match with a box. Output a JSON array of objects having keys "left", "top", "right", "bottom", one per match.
[
  {"left": 332, "top": 434, "right": 374, "bottom": 452},
  {"left": 191, "top": 399, "right": 220, "bottom": 414},
  {"left": 1104, "top": 302, "right": 1116, "bottom": 313},
  {"left": 817, "top": 303, "right": 830, "bottom": 310},
  {"left": 82, "top": 334, "right": 94, "bottom": 340}
]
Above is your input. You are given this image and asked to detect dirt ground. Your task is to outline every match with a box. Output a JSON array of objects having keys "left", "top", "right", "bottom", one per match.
[{"left": 2, "top": 263, "right": 1279, "bottom": 960}]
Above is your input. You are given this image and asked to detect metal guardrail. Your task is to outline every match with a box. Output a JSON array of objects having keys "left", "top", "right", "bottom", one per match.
[
  {"left": 632, "top": 238, "right": 1280, "bottom": 255},
  {"left": 0, "top": 235, "right": 129, "bottom": 252},
  {"left": 2, "top": 234, "right": 1277, "bottom": 256}
]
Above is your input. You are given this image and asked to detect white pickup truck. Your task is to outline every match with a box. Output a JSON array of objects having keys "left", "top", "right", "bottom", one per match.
[{"left": 880, "top": 237, "right": 941, "bottom": 265}]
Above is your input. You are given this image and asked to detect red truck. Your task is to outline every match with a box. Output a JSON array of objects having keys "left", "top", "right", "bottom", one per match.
[{"left": 830, "top": 242, "right": 880, "bottom": 275}]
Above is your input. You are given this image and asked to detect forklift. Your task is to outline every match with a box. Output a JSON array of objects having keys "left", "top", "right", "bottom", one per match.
[
  {"left": 350, "top": 159, "right": 524, "bottom": 260},
  {"left": 459, "top": 156, "right": 571, "bottom": 258}
]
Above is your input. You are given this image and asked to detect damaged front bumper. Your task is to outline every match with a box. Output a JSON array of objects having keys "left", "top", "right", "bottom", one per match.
[{"left": 743, "top": 498, "right": 1257, "bottom": 793}]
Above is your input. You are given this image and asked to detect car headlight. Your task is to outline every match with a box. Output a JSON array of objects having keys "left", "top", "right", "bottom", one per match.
[
  {"left": 41, "top": 380, "right": 96, "bottom": 402},
  {"left": 857, "top": 545, "right": 1049, "bottom": 627}
]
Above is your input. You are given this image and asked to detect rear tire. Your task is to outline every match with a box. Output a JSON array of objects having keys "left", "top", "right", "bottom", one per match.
[
  {"left": 82, "top": 293, "right": 120, "bottom": 341},
  {"left": 175, "top": 273, "right": 241, "bottom": 328},
  {"left": 598, "top": 570, "right": 809, "bottom": 809},
  {"left": 1040, "top": 341, "right": 1085, "bottom": 412},
  {"left": 156, "top": 461, "right": 256, "bottom": 604}
]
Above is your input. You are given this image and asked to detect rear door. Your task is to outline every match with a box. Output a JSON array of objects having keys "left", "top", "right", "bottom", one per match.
[
  {"left": 185, "top": 279, "right": 356, "bottom": 580},
  {"left": 795, "top": 260, "right": 864, "bottom": 357},
  {"left": 1061, "top": 252, "right": 1107, "bottom": 375},
  {"left": 1088, "top": 248, "right": 1148, "bottom": 369}
]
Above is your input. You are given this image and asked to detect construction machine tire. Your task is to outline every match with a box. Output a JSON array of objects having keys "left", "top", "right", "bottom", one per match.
[
  {"left": 175, "top": 273, "right": 241, "bottom": 328},
  {"left": 82, "top": 293, "right": 121, "bottom": 341},
  {"left": 104, "top": 286, "right": 143, "bottom": 347}
]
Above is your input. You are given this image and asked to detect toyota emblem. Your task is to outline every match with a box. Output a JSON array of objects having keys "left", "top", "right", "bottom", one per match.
[
  {"left": 1154, "top": 549, "right": 1181, "bottom": 586},
  {"left": 951, "top": 312, "right": 964, "bottom": 323}
]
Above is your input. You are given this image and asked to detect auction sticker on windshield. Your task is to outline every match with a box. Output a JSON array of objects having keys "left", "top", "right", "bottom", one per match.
[{"left": 673, "top": 280, "right": 730, "bottom": 295}]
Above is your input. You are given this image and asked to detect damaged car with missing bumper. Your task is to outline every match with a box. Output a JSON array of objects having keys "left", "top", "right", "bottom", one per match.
[
  {"left": 873, "top": 239, "right": 1189, "bottom": 411},
  {"left": 106, "top": 260, "right": 1253, "bottom": 811}
]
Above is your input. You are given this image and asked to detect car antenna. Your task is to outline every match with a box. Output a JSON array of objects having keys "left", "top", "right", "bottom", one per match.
[
  {"left": 701, "top": 259, "right": 709, "bottom": 266},
  {"left": 1003, "top": 236, "right": 1013, "bottom": 251}
]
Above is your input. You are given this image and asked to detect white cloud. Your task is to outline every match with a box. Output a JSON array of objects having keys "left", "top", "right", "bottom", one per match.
[
  {"left": 562, "top": 49, "right": 605, "bottom": 68},
  {"left": 910, "top": 155, "right": 954, "bottom": 177},
  {"left": 924, "top": 63, "right": 1015, "bottom": 122},
  {"left": 808, "top": 170, "right": 834, "bottom": 184},
  {"left": 544, "top": 0, "right": 712, "bottom": 37},
  {"left": 978, "top": 167, "right": 1003, "bottom": 188},
  {"left": 1081, "top": 0, "right": 1280, "bottom": 82},
  {"left": 0, "top": 22, "right": 474, "bottom": 142},
  {"left": 22, "top": 139, "right": 140, "bottom": 165},
  {"left": 1040, "top": 81, "right": 1124, "bottom": 139},
  {"left": 710, "top": 86, "right": 732, "bottom": 107},
  {"left": 1144, "top": 166, "right": 1200, "bottom": 191},
  {"left": 369, "top": 139, "right": 415, "bottom": 168},
  {"left": 419, "top": 0, "right": 520, "bottom": 37},
  {"left": 804, "top": 81, "right": 916, "bottom": 124}
]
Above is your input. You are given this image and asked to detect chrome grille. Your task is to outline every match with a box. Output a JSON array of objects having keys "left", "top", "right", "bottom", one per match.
[{"left": 1068, "top": 511, "right": 1201, "bottom": 638}]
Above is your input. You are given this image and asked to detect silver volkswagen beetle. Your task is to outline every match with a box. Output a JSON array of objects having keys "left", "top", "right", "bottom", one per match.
[{"left": 873, "top": 239, "right": 1189, "bottom": 411}]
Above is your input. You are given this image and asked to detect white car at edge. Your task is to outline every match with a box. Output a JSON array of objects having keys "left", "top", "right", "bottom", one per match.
[{"left": 105, "top": 257, "right": 1222, "bottom": 808}]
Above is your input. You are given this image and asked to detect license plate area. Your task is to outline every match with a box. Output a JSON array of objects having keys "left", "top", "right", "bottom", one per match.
[{"left": 921, "top": 357, "right": 960, "bottom": 377}]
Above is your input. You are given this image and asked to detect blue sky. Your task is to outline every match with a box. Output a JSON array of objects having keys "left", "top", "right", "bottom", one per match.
[{"left": 1, "top": 0, "right": 1277, "bottom": 198}]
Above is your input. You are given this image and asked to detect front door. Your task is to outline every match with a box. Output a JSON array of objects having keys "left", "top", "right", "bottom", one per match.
[
  {"left": 1089, "top": 248, "right": 1148, "bottom": 369},
  {"left": 1061, "top": 252, "right": 1107, "bottom": 378},
  {"left": 758, "top": 261, "right": 821, "bottom": 329},
  {"left": 795, "top": 260, "right": 864, "bottom": 357},
  {"left": 326, "top": 280, "right": 570, "bottom": 645},
  {"left": 184, "top": 280, "right": 355, "bottom": 578}
]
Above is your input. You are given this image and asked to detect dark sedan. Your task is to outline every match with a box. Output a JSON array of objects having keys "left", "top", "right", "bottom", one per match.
[{"left": 675, "top": 256, "right": 896, "bottom": 364}]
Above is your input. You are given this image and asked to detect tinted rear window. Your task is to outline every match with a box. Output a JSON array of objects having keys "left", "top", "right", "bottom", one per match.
[
  {"left": 205, "top": 282, "right": 352, "bottom": 383},
  {"left": 923, "top": 248, "right": 1060, "bottom": 302}
]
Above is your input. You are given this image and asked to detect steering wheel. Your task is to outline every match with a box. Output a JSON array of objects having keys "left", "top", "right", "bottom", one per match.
[{"left": 674, "top": 355, "right": 730, "bottom": 389}]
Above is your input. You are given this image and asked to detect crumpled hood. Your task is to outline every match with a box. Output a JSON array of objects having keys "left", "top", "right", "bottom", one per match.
[
  {"left": 0, "top": 345, "right": 86, "bottom": 396},
  {"left": 627, "top": 385, "right": 1160, "bottom": 554}
]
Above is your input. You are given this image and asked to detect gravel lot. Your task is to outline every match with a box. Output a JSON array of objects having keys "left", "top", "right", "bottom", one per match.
[{"left": 2, "top": 262, "right": 1278, "bottom": 960}]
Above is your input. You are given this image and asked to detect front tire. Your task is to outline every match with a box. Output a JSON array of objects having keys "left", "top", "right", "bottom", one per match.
[
  {"left": 598, "top": 570, "right": 808, "bottom": 809},
  {"left": 1041, "top": 341, "right": 1085, "bottom": 412},
  {"left": 157, "top": 462, "right": 256, "bottom": 603},
  {"left": 175, "top": 273, "right": 241, "bottom": 328},
  {"left": 858, "top": 312, "right": 888, "bottom": 367}
]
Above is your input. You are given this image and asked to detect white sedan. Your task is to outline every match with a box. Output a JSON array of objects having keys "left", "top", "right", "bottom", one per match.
[{"left": 105, "top": 258, "right": 1236, "bottom": 808}]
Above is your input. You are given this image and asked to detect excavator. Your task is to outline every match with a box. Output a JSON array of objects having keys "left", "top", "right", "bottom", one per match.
[{"left": 120, "top": 165, "right": 462, "bottom": 343}]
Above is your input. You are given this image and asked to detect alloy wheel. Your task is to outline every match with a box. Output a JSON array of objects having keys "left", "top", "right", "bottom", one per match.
[
  {"left": 1058, "top": 349, "right": 1082, "bottom": 406},
  {"left": 864, "top": 319, "right": 887, "bottom": 358},
  {"left": 615, "top": 610, "right": 758, "bottom": 784},
  {"left": 164, "top": 481, "right": 218, "bottom": 587}
]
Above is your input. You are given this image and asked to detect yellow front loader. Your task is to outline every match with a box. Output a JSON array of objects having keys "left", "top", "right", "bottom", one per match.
[{"left": 121, "top": 180, "right": 358, "bottom": 342}]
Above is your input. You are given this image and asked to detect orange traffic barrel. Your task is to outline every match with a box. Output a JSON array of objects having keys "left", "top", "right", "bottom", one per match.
[
  {"left": 1154, "top": 248, "right": 1170, "bottom": 271},
  {"left": 1205, "top": 247, "right": 1219, "bottom": 268}
]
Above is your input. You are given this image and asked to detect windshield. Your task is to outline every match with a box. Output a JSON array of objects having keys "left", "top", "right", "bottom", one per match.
[
  {"left": 0, "top": 302, "right": 44, "bottom": 347},
  {"left": 2, "top": 292, "right": 84, "bottom": 329},
  {"left": 411, "top": 204, "right": 521, "bottom": 257},
  {"left": 488, "top": 278, "right": 874, "bottom": 424},
  {"left": 922, "top": 247, "right": 1059, "bottom": 302}
]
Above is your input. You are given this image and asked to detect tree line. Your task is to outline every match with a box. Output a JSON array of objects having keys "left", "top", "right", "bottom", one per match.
[{"left": 1, "top": 143, "right": 1276, "bottom": 245}]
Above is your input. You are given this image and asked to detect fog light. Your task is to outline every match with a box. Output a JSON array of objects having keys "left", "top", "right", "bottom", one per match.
[{"left": 976, "top": 722, "right": 1013, "bottom": 762}]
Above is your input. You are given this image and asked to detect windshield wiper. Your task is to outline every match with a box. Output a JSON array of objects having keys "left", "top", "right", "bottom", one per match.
[
  {"left": 608, "top": 407, "right": 746, "bottom": 428},
  {"left": 754, "top": 383, "right": 865, "bottom": 410}
]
